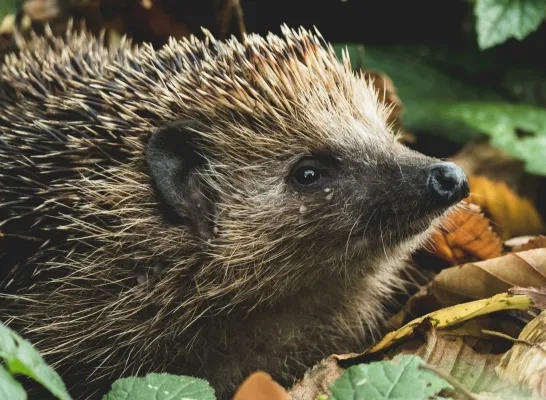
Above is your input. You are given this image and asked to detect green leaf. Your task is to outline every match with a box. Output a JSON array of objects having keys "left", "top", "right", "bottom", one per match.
[
  {"left": 0, "top": 322, "right": 71, "bottom": 400},
  {"left": 416, "top": 102, "right": 546, "bottom": 175},
  {"left": 0, "top": 365, "right": 26, "bottom": 400},
  {"left": 334, "top": 44, "right": 546, "bottom": 176},
  {"left": 475, "top": 0, "right": 546, "bottom": 49},
  {"left": 103, "top": 373, "right": 216, "bottom": 400},
  {"left": 333, "top": 44, "right": 503, "bottom": 131},
  {"left": 328, "top": 355, "right": 453, "bottom": 400},
  {"left": 0, "top": 0, "right": 20, "bottom": 23}
]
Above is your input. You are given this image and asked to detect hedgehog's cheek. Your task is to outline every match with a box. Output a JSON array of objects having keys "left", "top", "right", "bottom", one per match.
[{"left": 146, "top": 120, "right": 217, "bottom": 241}]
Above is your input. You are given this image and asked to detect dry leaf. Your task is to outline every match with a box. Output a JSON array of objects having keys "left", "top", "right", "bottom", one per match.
[
  {"left": 345, "top": 292, "right": 533, "bottom": 360},
  {"left": 394, "top": 329, "right": 526, "bottom": 397},
  {"left": 511, "top": 235, "right": 546, "bottom": 252},
  {"left": 22, "top": 0, "right": 61, "bottom": 22},
  {"left": 288, "top": 354, "right": 351, "bottom": 400},
  {"left": 496, "top": 309, "right": 546, "bottom": 399},
  {"left": 233, "top": 371, "right": 289, "bottom": 400},
  {"left": 467, "top": 175, "right": 544, "bottom": 240},
  {"left": 430, "top": 249, "right": 546, "bottom": 307},
  {"left": 505, "top": 235, "right": 540, "bottom": 249},
  {"left": 426, "top": 202, "right": 503, "bottom": 265},
  {"left": 450, "top": 139, "right": 536, "bottom": 199}
]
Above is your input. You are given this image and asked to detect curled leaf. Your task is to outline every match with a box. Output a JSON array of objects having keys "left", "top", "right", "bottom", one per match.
[
  {"left": 466, "top": 175, "right": 544, "bottom": 240},
  {"left": 426, "top": 201, "right": 503, "bottom": 265},
  {"left": 496, "top": 309, "right": 546, "bottom": 399},
  {"left": 346, "top": 292, "right": 533, "bottom": 360},
  {"left": 430, "top": 249, "right": 546, "bottom": 306}
]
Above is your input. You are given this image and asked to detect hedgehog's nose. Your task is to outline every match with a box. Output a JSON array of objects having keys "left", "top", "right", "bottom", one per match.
[{"left": 427, "top": 162, "right": 469, "bottom": 206}]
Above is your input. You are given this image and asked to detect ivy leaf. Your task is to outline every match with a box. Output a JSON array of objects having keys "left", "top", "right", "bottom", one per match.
[
  {"left": 0, "top": 322, "right": 71, "bottom": 400},
  {"left": 0, "top": 365, "right": 26, "bottom": 400},
  {"left": 103, "top": 373, "right": 216, "bottom": 400},
  {"left": 329, "top": 355, "right": 453, "bottom": 400},
  {"left": 475, "top": 0, "right": 546, "bottom": 49}
]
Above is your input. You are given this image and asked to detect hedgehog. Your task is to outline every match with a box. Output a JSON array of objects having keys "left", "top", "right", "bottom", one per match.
[{"left": 0, "top": 22, "right": 469, "bottom": 399}]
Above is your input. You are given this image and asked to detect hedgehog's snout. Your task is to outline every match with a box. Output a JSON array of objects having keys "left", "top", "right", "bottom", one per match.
[{"left": 426, "top": 162, "right": 469, "bottom": 207}]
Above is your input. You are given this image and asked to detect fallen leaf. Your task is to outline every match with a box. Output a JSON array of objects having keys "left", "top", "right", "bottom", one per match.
[
  {"left": 510, "top": 286, "right": 546, "bottom": 310},
  {"left": 426, "top": 202, "right": 503, "bottom": 265},
  {"left": 394, "top": 329, "right": 529, "bottom": 397},
  {"left": 430, "top": 249, "right": 546, "bottom": 307},
  {"left": 511, "top": 235, "right": 546, "bottom": 252},
  {"left": 233, "top": 371, "right": 289, "bottom": 400},
  {"left": 22, "top": 0, "right": 61, "bottom": 22},
  {"left": 466, "top": 175, "right": 545, "bottom": 240},
  {"left": 289, "top": 354, "right": 350, "bottom": 400},
  {"left": 450, "top": 139, "right": 537, "bottom": 200},
  {"left": 496, "top": 309, "right": 546, "bottom": 399},
  {"left": 364, "top": 69, "right": 406, "bottom": 136},
  {"left": 346, "top": 292, "right": 534, "bottom": 360},
  {"left": 504, "top": 235, "right": 540, "bottom": 250}
]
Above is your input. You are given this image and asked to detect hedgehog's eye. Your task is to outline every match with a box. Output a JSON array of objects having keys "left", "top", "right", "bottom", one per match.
[
  {"left": 289, "top": 157, "right": 330, "bottom": 191},
  {"left": 295, "top": 167, "right": 321, "bottom": 185}
]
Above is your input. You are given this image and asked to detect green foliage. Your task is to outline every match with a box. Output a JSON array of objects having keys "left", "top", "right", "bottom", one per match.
[
  {"left": 417, "top": 102, "right": 546, "bottom": 175},
  {"left": 474, "top": 0, "right": 546, "bottom": 49},
  {"left": 328, "top": 355, "right": 453, "bottom": 400},
  {"left": 103, "top": 373, "right": 216, "bottom": 400},
  {"left": 0, "top": 365, "right": 26, "bottom": 400},
  {"left": 334, "top": 44, "right": 546, "bottom": 176},
  {"left": 0, "top": 322, "right": 72, "bottom": 400},
  {"left": 0, "top": 0, "right": 23, "bottom": 23}
]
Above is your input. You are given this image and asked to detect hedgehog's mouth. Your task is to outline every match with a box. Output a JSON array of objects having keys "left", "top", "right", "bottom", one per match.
[{"left": 348, "top": 206, "right": 450, "bottom": 248}]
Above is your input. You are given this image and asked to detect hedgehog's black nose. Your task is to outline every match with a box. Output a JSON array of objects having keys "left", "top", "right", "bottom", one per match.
[{"left": 427, "top": 162, "right": 469, "bottom": 206}]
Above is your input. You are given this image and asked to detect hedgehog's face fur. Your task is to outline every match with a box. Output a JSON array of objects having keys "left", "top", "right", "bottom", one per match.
[{"left": 142, "top": 28, "right": 468, "bottom": 303}]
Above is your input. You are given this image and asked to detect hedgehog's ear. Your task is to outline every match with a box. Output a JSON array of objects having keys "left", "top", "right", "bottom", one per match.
[{"left": 146, "top": 120, "right": 216, "bottom": 241}]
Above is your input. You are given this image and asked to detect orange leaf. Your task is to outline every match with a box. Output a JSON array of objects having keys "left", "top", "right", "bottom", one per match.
[
  {"left": 467, "top": 175, "right": 544, "bottom": 240},
  {"left": 426, "top": 202, "right": 503, "bottom": 265},
  {"left": 233, "top": 371, "right": 289, "bottom": 400}
]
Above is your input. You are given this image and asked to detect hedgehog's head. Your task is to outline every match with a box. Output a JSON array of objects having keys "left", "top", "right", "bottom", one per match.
[{"left": 145, "top": 27, "right": 468, "bottom": 300}]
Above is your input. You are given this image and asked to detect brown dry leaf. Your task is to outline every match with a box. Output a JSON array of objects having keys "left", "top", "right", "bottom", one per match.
[
  {"left": 430, "top": 249, "right": 546, "bottom": 307},
  {"left": 345, "top": 45, "right": 413, "bottom": 144},
  {"left": 364, "top": 70, "right": 403, "bottom": 131},
  {"left": 288, "top": 354, "right": 352, "bottom": 400},
  {"left": 233, "top": 371, "right": 289, "bottom": 400},
  {"left": 450, "top": 139, "right": 536, "bottom": 200},
  {"left": 425, "top": 202, "right": 503, "bottom": 265},
  {"left": 365, "top": 69, "right": 415, "bottom": 144},
  {"left": 345, "top": 292, "right": 534, "bottom": 360},
  {"left": 467, "top": 175, "right": 544, "bottom": 240},
  {"left": 393, "top": 329, "right": 528, "bottom": 397},
  {"left": 511, "top": 235, "right": 546, "bottom": 252},
  {"left": 496, "top": 309, "right": 546, "bottom": 399}
]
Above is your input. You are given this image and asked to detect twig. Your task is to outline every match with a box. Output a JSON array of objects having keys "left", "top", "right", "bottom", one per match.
[
  {"left": 419, "top": 363, "right": 477, "bottom": 400},
  {"left": 481, "top": 329, "right": 546, "bottom": 356}
]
